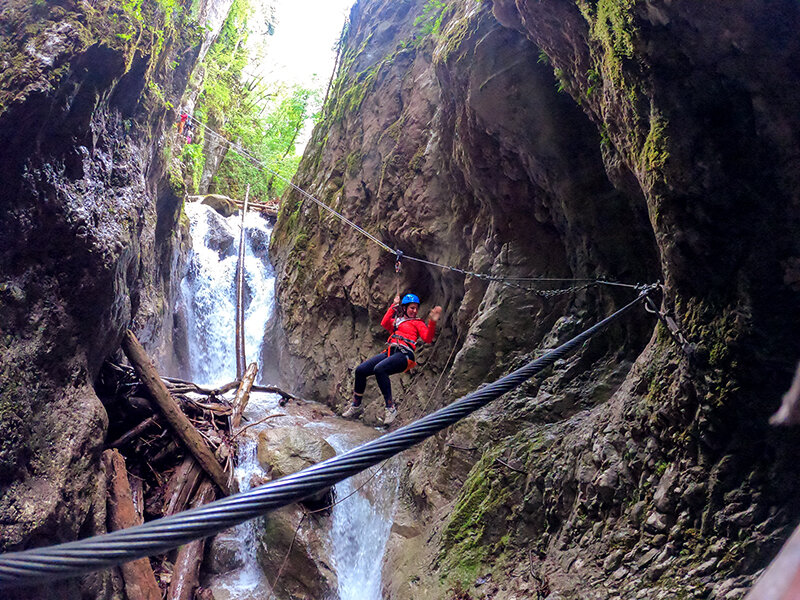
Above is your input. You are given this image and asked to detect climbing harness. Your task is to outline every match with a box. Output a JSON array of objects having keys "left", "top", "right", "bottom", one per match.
[
  {"left": 386, "top": 344, "right": 416, "bottom": 373},
  {"left": 0, "top": 288, "right": 656, "bottom": 589},
  {"left": 184, "top": 114, "right": 657, "bottom": 297}
]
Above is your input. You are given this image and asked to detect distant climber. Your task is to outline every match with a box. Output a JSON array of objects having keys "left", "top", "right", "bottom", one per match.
[
  {"left": 343, "top": 293, "right": 442, "bottom": 425},
  {"left": 177, "top": 112, "right": 188, "bottom": 134}
]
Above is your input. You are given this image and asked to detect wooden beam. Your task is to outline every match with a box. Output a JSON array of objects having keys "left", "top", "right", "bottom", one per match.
[
  {"left": 235, "top": 185, "right": 250, "bottom": 379},
  {"left": 166, "top": 480, "right": 216, "bottom": 600},
  {"left": 162, "top": 456, "right": 204, "bottom": 517},
  {"left": 109, "top": 415, "right": 160, "bottom": 448},
  {"left": 231, "top": 362, "right": 259, "bottom": 430},
  {"left": 122, "top": 330, "right": 230, "bottom": 495},
  {"left": 103, "top": 450, "right": 161, "bottom": 600}
]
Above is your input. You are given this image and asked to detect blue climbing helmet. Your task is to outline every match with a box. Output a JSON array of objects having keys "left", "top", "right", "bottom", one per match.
[{"left": 401, "top": 293, "right": 420, "bottom": 306}]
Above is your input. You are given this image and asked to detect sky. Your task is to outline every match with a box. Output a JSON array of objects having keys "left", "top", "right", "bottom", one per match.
[{"left": 253, "top": 0, "right": 356, "bottom": 88}]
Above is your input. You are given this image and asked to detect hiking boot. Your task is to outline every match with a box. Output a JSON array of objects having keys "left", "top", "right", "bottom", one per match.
[
  {"left": 342, "top": 404, "right": 363, "bottom": 419},
  {"left": 383, "top": 405, "right": 398, "bottom": 426}
]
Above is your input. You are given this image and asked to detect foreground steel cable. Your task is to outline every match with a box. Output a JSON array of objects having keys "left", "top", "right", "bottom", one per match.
[{"left": 0, "top": 288, "right": 653, "bottom": 589}]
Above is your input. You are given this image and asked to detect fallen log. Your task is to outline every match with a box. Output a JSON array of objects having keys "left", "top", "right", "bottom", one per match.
[
  {"left": 110, "top": 415, "right": 160, "bottom": 448},
  {"left": 250, "top": 385, "right": 303, "bottom": 405},
  {"left": 122, "top": 330, "right": 230, "bottom": 495},
  {"left": 103, "top": 449, "right": 161, "bottom": 600},
  {"left": 231, "top": 362, "right": 259, "bottom": 429},
  {"left": 161, "top": 374, "right": 301, "bottom": 404},
  {"left": 166, "top": 480, "right": 216, "bottom": 600},
  {"left": 162, "top": 456, "right": 204, "bottom": 517},
  {"left": 130, "top": 475, "right": 145, "bottom": 522}
]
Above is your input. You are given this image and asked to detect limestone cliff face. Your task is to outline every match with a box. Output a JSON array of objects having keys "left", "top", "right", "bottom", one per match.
[
  {"left": 0, "top": 1, "right": 231, "bottom": 597},
  {"left": 271, "top": 0, "right": 800, "bottom": 597}
]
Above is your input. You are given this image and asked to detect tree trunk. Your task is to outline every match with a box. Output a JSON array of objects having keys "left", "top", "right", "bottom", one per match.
[
  {"left": 162, "top": 456, "right": 204, "bottom": 517},
  {"left": 122, "top": 330, "right": 230, "bottom": 495},
  {"left": 235, "top": 186, "right": 250, "bottom": 379},
  {"left": 166, "top": 480, "right": 216, "bottom": 600},
  {"left": 231, "top": 362, "right": 259, "bottom": 430},
  {"left": 103, "top": 450, "right": 161, "bottom": 600},
  {"left": 109, "top": 415, "right": 160, "bottom": 448}
]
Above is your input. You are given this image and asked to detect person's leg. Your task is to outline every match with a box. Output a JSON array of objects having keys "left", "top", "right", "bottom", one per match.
[
  {"left": 344, "top": 352, "right": 389, "bottom": 418},
  {"left": 353, "top": 352, "right": 387, "bottom": 400},
  {"left": 372, "top": 353, "right": 409, "bottom": 407}
]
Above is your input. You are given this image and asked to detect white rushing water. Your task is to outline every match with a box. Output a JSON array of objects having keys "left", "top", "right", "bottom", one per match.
[
  {"left": 179, "top": 201, "right": 277, "bottom": 597},
  {"left": 180, "top": 202, "right": 275, "bottom": 387},
  {"left": 224, "top": 432, "right": 271, "bottom": 594},
  {"left": 327, "top": 435, "right": 398, "bottom": 600},
  {"left": 178, "top": 200, "right": 398, "bottom": 599}
]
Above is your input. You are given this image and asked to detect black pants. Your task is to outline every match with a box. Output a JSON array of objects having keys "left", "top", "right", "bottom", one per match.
[{"left": 354, "top": 351, "right": 408, "bottom": 406}]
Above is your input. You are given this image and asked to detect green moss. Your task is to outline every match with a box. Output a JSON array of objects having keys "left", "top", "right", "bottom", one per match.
[
  {"left": 439, "top": 446, "right": 521, "bottom": 589},
  {"left": 641, "top": 111, "right": 669, "bottom": 171},
  {"left": 578, "top": 0, "right": 637, "bottom": 84},
  {"left": 408, "top": 145, "right": 426, "bottom": 171},
  {"left": 434, "top": 10, "right": 474, "bottom": 65},
  {"left": 382, "top": 115, "right": 405, "bottom": 142},
  {"left": 345, "top": 150, "right": 362, "bottom": 176}
]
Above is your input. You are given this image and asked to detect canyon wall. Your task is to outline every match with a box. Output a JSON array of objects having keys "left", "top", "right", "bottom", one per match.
[
  {"left": 0, "top": 1, "right": 232, "bottom": 597},
  {"left": 270, "top": 0, "right": 800, "bottom": 597}
]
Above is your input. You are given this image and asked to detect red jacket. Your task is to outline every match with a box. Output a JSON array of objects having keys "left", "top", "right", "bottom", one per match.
[{"left": 381, "top": 304, "right": 436, "bottom": 352}]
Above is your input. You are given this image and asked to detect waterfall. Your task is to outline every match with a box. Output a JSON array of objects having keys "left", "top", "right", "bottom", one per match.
[
  {"left": 178, "top": 200, "right": 398, "bottom": 599},
  {"left": 179, "top": 202, "right": 274, "bottom": 387},
  {"left": 179, "top": 201, "right": 277, "bottom": 597},
  {"left": 225, "top": 433, "right": 270, "bottom": 593},
  {"left": 327, "top": 435, "right": 398, "bottom": 600}
]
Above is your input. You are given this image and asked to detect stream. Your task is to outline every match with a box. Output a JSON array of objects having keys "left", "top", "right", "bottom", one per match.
[{"left": 177, "top": 201, "right": 397, "bottom": 600}]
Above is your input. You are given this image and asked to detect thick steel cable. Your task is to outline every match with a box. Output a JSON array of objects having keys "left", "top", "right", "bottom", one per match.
[
  {"left": 0, "top": 287, "right": 654, "bottom": 589},
  {"left": 185, "top": 115, "right": 652, "bottom": 294}
]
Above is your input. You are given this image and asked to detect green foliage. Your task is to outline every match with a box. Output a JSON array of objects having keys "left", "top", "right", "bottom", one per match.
[
  {"left": 415, "top": 0, "right": 450, "bottom": 37},
  {"left": 537, "top": 48, "right": 550, "bottom": 65},
  {"left": 586, "top": 67, "right": 601, "bottom": 97},
  {"left": 180, "top": 0, "right": 320, "bottom": 200},
  {"left": 213, "top": 84, "right": 320, "bottom": 200}
]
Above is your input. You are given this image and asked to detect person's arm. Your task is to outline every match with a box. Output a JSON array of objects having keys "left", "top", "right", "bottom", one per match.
[
  {"left": 381, "top": 295, "right": 401, "bottom": 332},
  {"left": 418, "top": 306, "right": 442, "bottom": 343}
]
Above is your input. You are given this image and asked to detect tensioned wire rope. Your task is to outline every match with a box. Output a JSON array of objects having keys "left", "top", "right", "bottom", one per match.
[
  {"left": 0, "top": 286, "right": 656, "bottom": 589},
  {"left": 184, "top": 115, "right": 651, "bottom": 296}
]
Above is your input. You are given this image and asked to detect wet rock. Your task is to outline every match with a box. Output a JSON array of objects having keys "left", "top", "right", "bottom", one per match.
[
  {"left": 653, "top": 465, "right": 679, "bottom": 514},
  {"left": 204, "top": 531, "right": 244, "bottom": 574},
  {"left": 199, "top": 207, "right": 237, "bottom": 257},
  {"left": 681, "top": 482, "right": 707, "bottom": 508},
  {"left": 258, "top": 506, "right": 337, "bottom": 599},
  {"left": 644, "top": 511, "right": 670, "bottom": 533},
  {"left": 595, "top": 464, "right": 620, "bottom": 504},
  {"left": 247, "top": 226, "right": 271, "bottom": 260},
  {"left": 257, "top": 426, "right": 336, "bottom": 478},
  {"left": 198, "top": 194, "right": 238, "bottom": 217},
  {"left": 689, "top": 557, "right": 718, "bottom": 577},
  {"left": 603, "top": 549, "right": 625, "bottom": 573}
]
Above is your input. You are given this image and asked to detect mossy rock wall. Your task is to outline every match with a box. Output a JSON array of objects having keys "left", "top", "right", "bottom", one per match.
[
  {"left": 270, "top": 0, "right": 800, "bottom": 597},
  {"left": 0, "top": 2, "right": 233, "bottom": 598}
]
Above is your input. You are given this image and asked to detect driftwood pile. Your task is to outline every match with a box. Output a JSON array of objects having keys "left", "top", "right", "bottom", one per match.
[{"left": 97, "top": 331, "right": 298, "bottom": 600}]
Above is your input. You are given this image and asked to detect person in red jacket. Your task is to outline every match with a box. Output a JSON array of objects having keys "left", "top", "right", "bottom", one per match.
[{"left": 343, "top": 293, "right": 443, "bottom": 425}]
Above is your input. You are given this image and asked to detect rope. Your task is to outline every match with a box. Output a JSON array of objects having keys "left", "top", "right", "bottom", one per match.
[
  {"left": 184, "top": 115, "right": 653, "bottom": 296},
  {"left": 0, "top": 286, "right": 655, "bottom": 589}
]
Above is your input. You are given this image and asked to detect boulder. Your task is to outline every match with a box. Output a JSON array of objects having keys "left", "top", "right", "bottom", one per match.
[
  {"left": 257, "top": 426, "right": 336, "bottom": 479},
  {"left": 258, "top": 506, "right": 337, "bottom": 599},
  {"left": 199, "top": 194, "right": 238, "bottom": 217}
]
